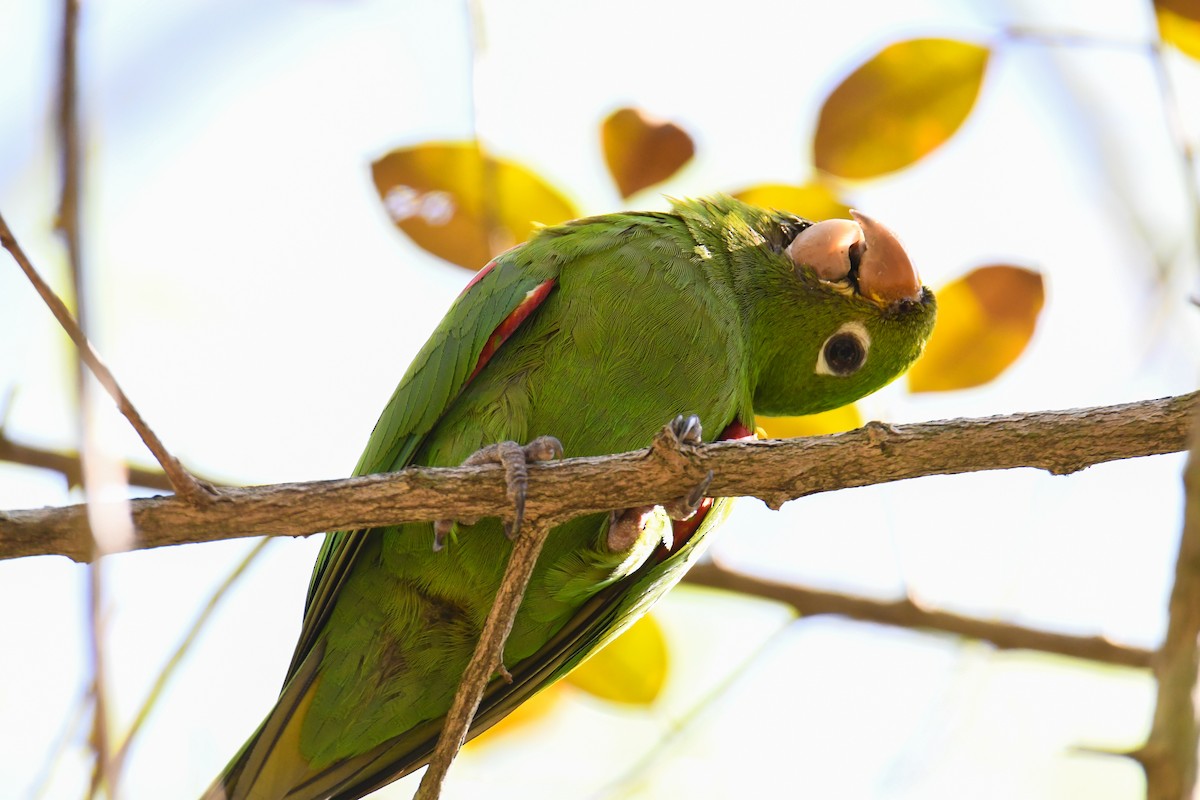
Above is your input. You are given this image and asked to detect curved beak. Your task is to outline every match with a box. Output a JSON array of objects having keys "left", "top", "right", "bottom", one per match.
[
  {"left": 785, "top": 218, "right": 864, "bottom": 282},
  {"left": 850, "top": 210, "right": 922, "bottom": 304}
]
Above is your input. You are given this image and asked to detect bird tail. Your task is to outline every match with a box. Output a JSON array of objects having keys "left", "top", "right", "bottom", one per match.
[{"left": 200, "top": 646, "right": 322, "bottom": 800}]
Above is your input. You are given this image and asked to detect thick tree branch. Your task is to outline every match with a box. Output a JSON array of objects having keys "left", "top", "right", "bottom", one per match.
[
  {"left": 0, "top": 392, "right": 1193, "bottom": 563},
  {"left": 1134, "top": 404, "right": 1200, "bottom": 797},
  {"left": 684, "top": 562, "right": 1154, "bottom": 668}
]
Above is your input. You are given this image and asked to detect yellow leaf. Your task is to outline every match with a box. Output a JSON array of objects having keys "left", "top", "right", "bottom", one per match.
[
  {"left": 814, "top": 38, "right": 990, "bottom": 180},
  {"left": 757, "top": 404, "right": 863, "bottom": 438},
  {"left": 731, "top": 182, "right": 852, "bottom": 221},
  {"left": 602, "top": 107, "right": 695, "bottom": 199},
  {"left": 908, "top": 265, "right": 1044, "bottom": 393},
  {"left": 371, "top": 142, "right": 578, "bottom": 270},
  {"left": 1157, "top": 0, "right": 1200, "bottom": 23},
  {"left": 466, "top": 682, "right": 566, "bottom": 747},
  {"left": 564, "top": 613, "right": 668, "bottom": 705},
  {"left": 1157, "top": 6, "right": 1200, "bottom": 59}
]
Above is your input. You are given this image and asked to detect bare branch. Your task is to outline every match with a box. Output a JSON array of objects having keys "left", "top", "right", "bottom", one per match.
[
  {"left": 0, "top": 392, "right": 1193, "bottom": 564},
  {"left": 0, "top": 211, "right": 213, "bottom": 505},
  {"left": 415, "top": 518, "right": 553, "bottom": 799},
  {"left": 1134, "top": 403, "right": 1200, "bottom": 797},
  {"left": 0, "top": 430, "right": 227, "bottom": 493},
  {"left": 684, "top": 562, "right": 1154, "bottom": 669}
]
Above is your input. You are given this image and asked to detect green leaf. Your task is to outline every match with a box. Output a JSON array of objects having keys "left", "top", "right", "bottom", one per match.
[
  {"left": 372, "top": 142, "right": 578, "bottom": 269},
  {"left": 814, "top": 38, "right": 990, "bottom": 180}
]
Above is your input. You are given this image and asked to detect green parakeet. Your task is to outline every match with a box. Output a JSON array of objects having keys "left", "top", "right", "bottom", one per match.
[{"left": 204, "top": 195, "right": 935, "bottom": 799}]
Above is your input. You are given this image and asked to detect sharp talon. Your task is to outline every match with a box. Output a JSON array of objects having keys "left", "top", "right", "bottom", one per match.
[
  {"left": 686, "top": 470, "right": 714, "bottom": 508},
  {"left": 433, "top": 519, "right": 454, "bottom": 552},
  {"left": 663, "top": 469, "right": 714, "bottom": 521},
  {"left": 670, "top": 414, "right": 703, "bottom": 447},
  {"left": 442, "top": 436, "right": 563, "bottom": 544},
  {"left": 524, "top": 435, "right": 564, "bottom": 462}
]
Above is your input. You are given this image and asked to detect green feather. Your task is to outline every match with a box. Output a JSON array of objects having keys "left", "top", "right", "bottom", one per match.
[{"left": 204, "top": 195, "right": 935, "bottom": 800}]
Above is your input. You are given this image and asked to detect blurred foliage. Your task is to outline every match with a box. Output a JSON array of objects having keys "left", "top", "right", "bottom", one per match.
[
  {"left": 601, "top": 107, "right": 695, "bottom": 199},
  {"left": 1157, "top": 3, "right": 1200, "bottom": 59},
  {"left": 371, "top": 142, "right": 577, "bottom": 270},
  {"left": 813, "top": 38, "right": 990, "bottom": 180},
  {"left": 908, "top": 265, "right": 1045, "bottom": 393},
  {"left": 757, "top": 404, "right": 864, "bottom": 439},
  {"left": 731, "top": 182, "right": 852, "bottom": 222},
  {"left": 562, "top": 613, "right": 668, "bottom": 704}
]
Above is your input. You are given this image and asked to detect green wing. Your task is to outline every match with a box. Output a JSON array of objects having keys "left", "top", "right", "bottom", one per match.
[
  {"left": 289, "top": 499, "right": 732, "bottom": 800},
  {"left": 285, "top": 252, "right": 557, "bottom": 680}
]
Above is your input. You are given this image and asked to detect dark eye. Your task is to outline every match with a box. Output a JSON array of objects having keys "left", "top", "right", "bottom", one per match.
[{"left": 819, "top": 328, "right": 868, "bottom": 376}]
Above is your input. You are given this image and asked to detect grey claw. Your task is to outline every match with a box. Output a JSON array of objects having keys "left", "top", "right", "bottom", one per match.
[
  {"left": 686, "top": 469, "right": 714, "bottom": 510},
  {"left": 524, "top": 435, "right": 564, "bottom": 462},
  {"left": 671, "top": 414, "right": 703, "bottom": 447},
  {"left": 663, "top": 469, "right": 713, "bottom": 521},
  {"left": 438, "top": 436, "right": 563, "bottom": 547},
  {"left": 433, "top": 519, "right": 454, "bottom": 551}
]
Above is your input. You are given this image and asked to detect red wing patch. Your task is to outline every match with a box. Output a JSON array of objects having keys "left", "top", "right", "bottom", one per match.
[
  {"left": 658, "top": 419, "right": 757, "bottom": 557},
  {"left": 458, "top": 245, "right": 524, "bottom": 299},
  {"left": 468, "top": 279, "right": 557, "bottom": 382},
  {"left": 458, "top": 257, "right": 499, "bottom": 299}
]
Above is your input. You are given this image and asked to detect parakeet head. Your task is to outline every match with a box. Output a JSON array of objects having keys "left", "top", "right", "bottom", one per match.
[{"left": 685, "top": 196, "right": 937, "bottom": 417}]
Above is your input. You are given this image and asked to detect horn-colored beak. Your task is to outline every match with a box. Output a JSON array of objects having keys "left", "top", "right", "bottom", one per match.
[
  {"left": 850, "top": 210, "right": 922, "bottom": 304},
  {"left": 785, "top": 218, "right": 864, "bottom": 282}
]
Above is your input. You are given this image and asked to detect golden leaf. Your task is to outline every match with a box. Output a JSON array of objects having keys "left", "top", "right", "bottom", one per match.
[
  {"left": 757, "top": 404, "right": 863, "bottom": 439},
  {"left": 371, "top": 142, "right": 577, "bottom": 270},
  {"left": 465, "top": 682, "right": 566, "bottom": 747},
  {"left": 1157, "top": 6, "right": 1200, "bottom": 59},
  {"left": 1156, "top": 0, "right": 1200, "bottom": 23},
  {"left": 731, "top": 182, "right": 852, "bottom": 221},
  {"left": 814, "top": 38, "right": 990, "bottom": 180},
  {"left": 908, "top": 265, "right": 1044, "bottom": 393},
  {"left": 564, "top": 613, "right": 668, "bottom": 705},
  {"left": 602, "top": 107, "right": 695, "bottom": 199}
]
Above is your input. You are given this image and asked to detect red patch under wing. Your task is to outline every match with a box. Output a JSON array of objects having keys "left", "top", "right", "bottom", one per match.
[
  {"left": 468, "top": 278, "right": 557, "bottom": 382},
  {"left": 659, "top": 419, "right": 757, "bottom": 557}
]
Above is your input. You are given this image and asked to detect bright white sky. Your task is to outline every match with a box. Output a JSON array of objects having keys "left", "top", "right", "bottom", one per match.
[{"left": 0, "top": 0, "right": 1198, "bottom": 798}]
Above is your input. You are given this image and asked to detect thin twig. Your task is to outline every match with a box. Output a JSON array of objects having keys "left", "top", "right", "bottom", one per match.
[
  {"left": 414, "top": 518, "right": 555, "bottom": 800},
  {"left": 50, "top": 1, "right": 117, "bottom": 794},
  {"left": 1, "top": 392, "right": 1194, "bottom": 563},
  {"left": 110, "top": 537, "right": 273, "bottom": 772},
  {"left": 0, "top": 429, "right": 228, "bottom": 492},
  {"left": 1134, "top": 405, "right": 1200, "bottom": 797},
  {"left": 684, "top": 562, "right": 1154, "bottom": 669},
  {"left": 28, "top": 685, "right": 90, "bottom": 800},
  {"left": 0, "top": 211, "right": 212, "bottom": 504}
]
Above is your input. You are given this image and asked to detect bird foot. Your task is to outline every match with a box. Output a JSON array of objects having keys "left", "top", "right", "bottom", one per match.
[
  {"left": 607, "top": 415, "right": 711, "bottom": 552},
  {"left": 433, "top": 435, "right": 564, "bottom": 551}
]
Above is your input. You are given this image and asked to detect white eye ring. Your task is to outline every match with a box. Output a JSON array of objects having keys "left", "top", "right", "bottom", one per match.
[{"left": 816, "top": 321, "right": 871, "bottom": 377}]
